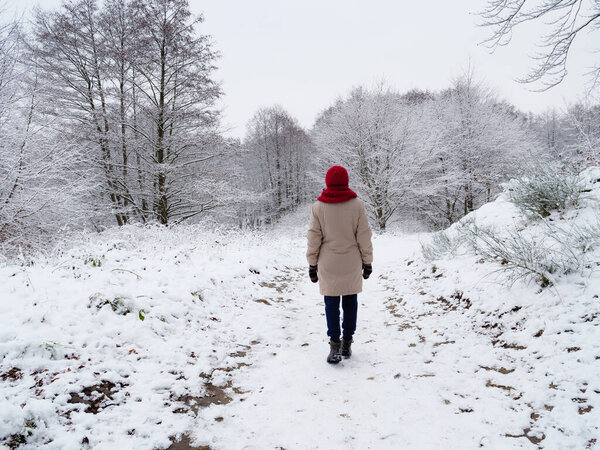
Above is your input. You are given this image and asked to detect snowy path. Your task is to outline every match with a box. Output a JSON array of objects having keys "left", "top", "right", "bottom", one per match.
[
  {"left": 194, "top": 268, "right": 419, "bottom": 449},
  {"left": 185, "top": 236, "right": 539, "bottom": 449}
]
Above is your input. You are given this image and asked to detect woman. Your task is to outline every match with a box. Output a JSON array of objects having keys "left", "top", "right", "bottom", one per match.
[{"left": 306, "top": 165, "right": 373, "bottom": 364}]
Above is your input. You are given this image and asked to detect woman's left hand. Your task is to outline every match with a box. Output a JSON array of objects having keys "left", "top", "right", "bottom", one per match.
[{"left": 309, "top": 265, "right": 318, "bottom": 283}]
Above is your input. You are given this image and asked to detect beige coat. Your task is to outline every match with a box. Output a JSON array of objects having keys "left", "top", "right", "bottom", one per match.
[{"left": 306, "top": 198, "right": 373, "bottom": 296}]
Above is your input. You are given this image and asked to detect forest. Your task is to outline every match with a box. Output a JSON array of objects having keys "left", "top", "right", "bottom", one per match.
[{"left": 1, "top": 0, "right": 598, "bottom": 257}]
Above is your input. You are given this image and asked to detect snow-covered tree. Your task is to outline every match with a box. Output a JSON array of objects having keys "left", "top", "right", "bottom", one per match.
[
  {"left": 31, "top": 0, "right": 135, "bottom": 225},
  {"left": 312, "top": 84, "right": 427, "bottom": 231},
  {"left": 415, "top": 75, "right": 542, "bottom": 227},
  {"left": 29, "top": 0, "right": 223, "bottom": 226},
  {"left": 0, "top": 18, "right": 90, "bottom": 253},
  {"left": 312, "top": 78, "right": 545, "bottom": 230},
  {"left": 532, "top": 109, "right": 567, "bottom": 161},
  {"left": 563, "top": 102, "right": 600, "bottom": 168},
  {"left": 242, "top": 106, "right": 312, "bottom": 224},
  {"left": 129, "top": 0, "right": 222, "bottom": 224},
  {"left": 531, "top": 102, "right": 600, "bottom": 171}
]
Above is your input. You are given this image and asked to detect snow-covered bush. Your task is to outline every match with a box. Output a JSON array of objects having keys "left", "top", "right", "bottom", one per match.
[
  {"left": 506, "top": 166, "right": 583, "bottom": 218},
  {"left": 88, "top": 293, "right": 133, "bottom": 315},
  {"left": 560, "top": 218, "right": 600, "bottom": 254},
  {"left": 421, "top": 231, "right": 454, "bottom": 260},
  {"left": 467, "top": 224, "right": 560, "bottom": 287},
  {"left": 421, "top": 222, "right": 470, "bottom": 261},
  {"left": 465, "top": 219, "right": 600, "bottom": 288},
  {"left": 421, "top": 165, "right": 600, "bottom": 288}
]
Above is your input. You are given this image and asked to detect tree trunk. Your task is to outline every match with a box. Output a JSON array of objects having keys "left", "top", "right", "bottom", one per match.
[{"left": 154, "top": 38, "right": 168, "bottom": 225}]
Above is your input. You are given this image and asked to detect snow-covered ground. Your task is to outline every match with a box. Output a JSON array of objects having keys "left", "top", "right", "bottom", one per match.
[{"left": 1, "top": 173, "right": 599, "bottom": 449}]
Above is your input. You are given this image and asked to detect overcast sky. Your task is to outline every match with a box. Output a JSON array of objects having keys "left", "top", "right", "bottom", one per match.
[{"left": 10, "top": 0, "right": 600, "bottom": 138}]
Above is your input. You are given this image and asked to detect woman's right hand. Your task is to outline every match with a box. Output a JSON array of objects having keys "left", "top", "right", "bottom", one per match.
[{"left": 362, "top": 263, "right": 372, "bottom": 280}]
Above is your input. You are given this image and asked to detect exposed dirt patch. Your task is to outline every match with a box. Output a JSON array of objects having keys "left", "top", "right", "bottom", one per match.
[
  {"left": 260, "top": 273, "right": 295, "bottom": 294},
  {"left": 493, "top": 341, "right": 527, "bottom": 350},
  {"left": 0, "top": 367, "right": 22, "bottom": 382},
  {"left": 166, "top": 434, "right": 212, "bottom": 450},
  {"left": 173, "top": 353, "right": 252, "bottom": 415},
  {"left": 258, "top": 269, "right": 303, "bottom": 297},
  {"left": 479, "top": 365, "right": 515, "bottom": 375},
  {"left": 228, "top": 349, "right": 248, "bottom": 358},
  {"left": 67, "top": 380, "right": 128, "bottom": 414},
  {"left": 259, "top": 281, "right": 282, "bottom": 292},
  {"left": 486, "top": 380, "right": 515, "bottom": 392},
  {"left": 4, "top": 419, "right": 37, "bottom": 449},
  {"left": 232, "top": 386, "right": 249, "bottom": 395},
  {"left": 506, "top": 428, "right": 545, "bottom": 445},
  {"left": 220, "top": 362, "right": 251, "bottom": 373},
  {"left": 254, "top": 298, "right": 271, "bottom": 305},
  {"left": 173, "top": 381, "right": 233, "bottom": 415},
  {"left": 435, "top": 291, "right": 472, "bottom": 311}
]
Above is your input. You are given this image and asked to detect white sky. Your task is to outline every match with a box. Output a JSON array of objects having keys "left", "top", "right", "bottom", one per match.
[{"left": 9, "top": 0, "right": 600, "bottom": 138}]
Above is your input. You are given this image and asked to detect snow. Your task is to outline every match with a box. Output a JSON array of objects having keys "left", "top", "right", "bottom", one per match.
[{"left": 1, "top": 174, "right": 599, "bottom": 449}]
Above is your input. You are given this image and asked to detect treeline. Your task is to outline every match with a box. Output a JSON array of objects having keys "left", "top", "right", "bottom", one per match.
[
  {"left": 1, "top": 0, "right": 599, "bottom": 255},
  {"left": 236, "top": 77, "right": 598, "bottom": 231}
]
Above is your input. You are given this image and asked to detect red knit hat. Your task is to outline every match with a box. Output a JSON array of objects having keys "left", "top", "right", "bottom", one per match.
[
  {"left": 317, "top": 165, "right": 357, "bottom": 203},
  {"left": 325, "top": 165, "right": 349, "bottom": 187}
]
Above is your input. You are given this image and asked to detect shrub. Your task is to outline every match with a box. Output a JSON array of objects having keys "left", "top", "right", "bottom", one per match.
[
  {"left": 88, "top": 293, "right": 132, "bottom": 315},
  {"left": 557, "top": 218, "right": 600, "bottom": 254},
  {"left": 422, "top": 230, "right": 453, "bottom": 261},
  {"left": 465, "top": 220, "right": 598, "bottom": 288},
  {"left": 466, "top": 224, "right": 559, "bottom": 287},
  {"left": 506, "top": 166, "right": 583, "bottom": 218},
  {"left": 421, "top": 222, "right": 470, "bottom": 261}
]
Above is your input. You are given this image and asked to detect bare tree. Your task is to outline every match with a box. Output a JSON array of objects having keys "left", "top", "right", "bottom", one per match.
[
  {"left": 480, "top": 0, "right": 600, "bottom": 89},
  {"left": 563, "top": 102, "right": 600, "bottom": 167},
  {"left": 416, "top": 75, "right": 541, "bottom": 228},
  {"left": 31, "top": 0, "right": 131, "bottom": 225},
  {"left": 29, "top": 0, "right": 223, "bottom": 227},
  {"left": 312, "top": 84, "right": 424, "bottom": 231},
  {"left": 1, "top": 17, "right": 90, "bottom": 254},
  {"left": 243, "top": 106, "right": 312, "bottom": 224},
  {"left": 130, "top": 0, "right": 222, "bottom": 224},
  {"left": 532, "top": 108, "right": 566, "bottom": 159}
]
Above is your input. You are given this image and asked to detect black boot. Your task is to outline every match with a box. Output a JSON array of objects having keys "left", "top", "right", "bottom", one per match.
[
  {"left": 327, "top": 340, "right": 342, "bottom": 364},
  {"left": 341, "top": 338, "right": 353, "bottom": 358}
]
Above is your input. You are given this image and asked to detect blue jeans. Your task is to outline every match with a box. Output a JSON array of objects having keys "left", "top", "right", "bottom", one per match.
[{"left": 324, "top": 294, "right": 358, "bottom": 343}]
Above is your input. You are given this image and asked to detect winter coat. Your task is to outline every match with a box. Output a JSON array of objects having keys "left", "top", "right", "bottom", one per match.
[{"left": 306, "top": 197, "right": 373, "bottom": 296}]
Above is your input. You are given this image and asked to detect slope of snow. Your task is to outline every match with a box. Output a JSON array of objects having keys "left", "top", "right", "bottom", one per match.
[{"left": 1, "top": 170, "right": 599, "bottom": 449}]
